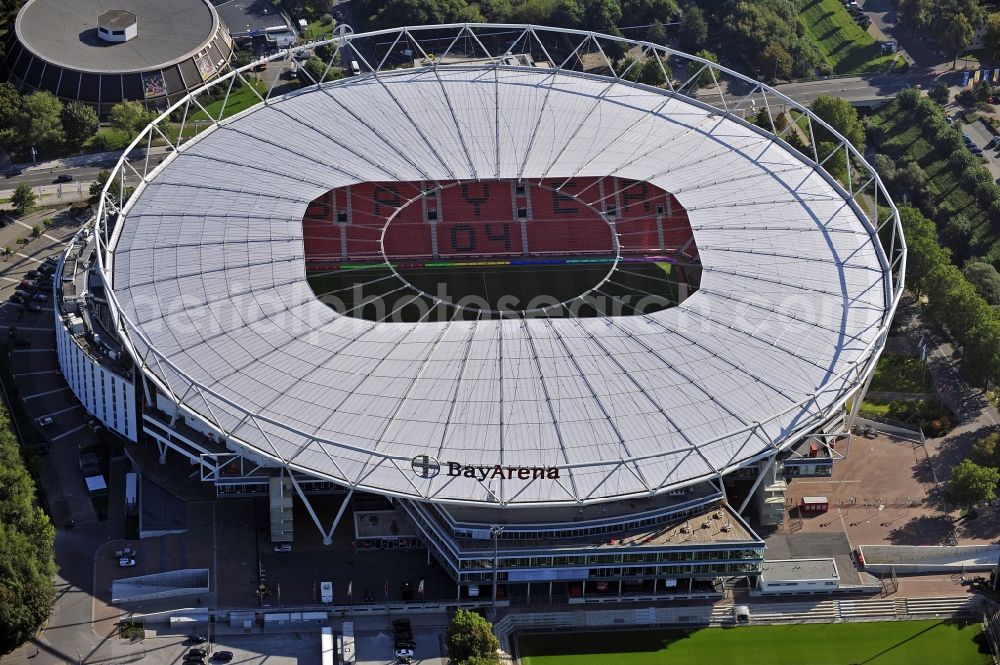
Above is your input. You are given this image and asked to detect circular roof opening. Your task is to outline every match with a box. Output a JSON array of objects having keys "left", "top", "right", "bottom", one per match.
[{"left": 303, "top": 177, "right": 701, "bottom": 321}]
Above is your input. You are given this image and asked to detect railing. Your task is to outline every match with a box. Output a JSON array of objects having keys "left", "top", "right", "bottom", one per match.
[{"left": 91, "top": 24, "right": 906, "bottom": 506}]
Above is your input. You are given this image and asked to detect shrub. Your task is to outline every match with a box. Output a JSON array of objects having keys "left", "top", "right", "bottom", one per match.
[{"left": 320, "top": 13, "right": 333, "bottom": 25}]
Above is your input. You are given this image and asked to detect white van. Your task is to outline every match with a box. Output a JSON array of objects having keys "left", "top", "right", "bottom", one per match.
[{"left": 350, "top": 60, "right": 360, "bottom": 76}]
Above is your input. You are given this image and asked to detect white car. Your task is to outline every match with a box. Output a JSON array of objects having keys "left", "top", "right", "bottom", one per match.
[
  {"left": 394, "top": 649, "right": 414, "bottom": 659},
  {"left": 118, "top": 557, "right": 136, "bottom": 568},
  {"left": 36, "top": 416, "right": 54, "bottom": 427}
]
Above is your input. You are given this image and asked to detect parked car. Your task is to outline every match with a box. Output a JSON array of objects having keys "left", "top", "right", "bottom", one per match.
[
  {"left": 4, "top": 167, "right": 21, "bottom": 178},
  {"left": 36, "top": 416, "right": 53, "bottom": 427},
  {"left": 183, "top": 654, "right": 204, "bottom": 663},
  {"left": 118, "top": 557, "right": 136, "bottom": 568},
  {"left": 189, "top": 637, "right": 207, "bottom": 646},
  {"left": 400, "top": 581, "right": 414, "bottom": 600},
  {"left": 32, "top": 293, "right": 47, "bottom": 302},
  {"left": 27, "top": 303, "right": 41, "bottom": 312},
  {"left": 212, "top": 652, "right": 233, "bottom": 662},
  {"left": 273, "top": 544, "right": 292, "bottom": 552},
  {"left": 25, "top": 270, "right": 38, "bottom": 279},
  {"left": 55, "top": 174, "right": 73, "bottom": 183},
  {"left": 392, "top": 619, "right": 411, "bottom": 630},
  {"left": 19, "top": 280, "right": 34, "bottom": 289},
  {"left": 394, "top": 629, "right": 413, "bottom": 641},
  {"left": 987, "top": 136, "right": 1000, "bottom": 149},
  {"left": 394, "top": 639, "right": 416, "bottom": 649},
  {"left": 395, "top": 649, "right": 414, "bottom": 660}
]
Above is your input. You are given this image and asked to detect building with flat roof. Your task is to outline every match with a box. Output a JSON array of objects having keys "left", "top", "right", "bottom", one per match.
[
  {"left": 759, "top": 558, "right": 840, "bottom": 594},
  {"left": 4, "top": 0, "right": 234, "bottom": 114}
]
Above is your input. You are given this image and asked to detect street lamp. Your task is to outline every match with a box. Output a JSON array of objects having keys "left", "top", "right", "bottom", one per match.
[{"left": 490, "top": 525, "right": 504, "bottom": 619}]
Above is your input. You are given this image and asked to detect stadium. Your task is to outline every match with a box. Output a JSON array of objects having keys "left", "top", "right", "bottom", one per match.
[{"left": 55, "top": 24, "right": 904, "bottom": 600}]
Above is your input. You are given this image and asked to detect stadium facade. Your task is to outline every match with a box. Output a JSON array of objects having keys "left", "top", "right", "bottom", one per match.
[
  {"left": 5, "top": 0, "right": 233, "bottom": 115},
  {"left": 54, "top": 25, "right": 904, "bottom": 601}
]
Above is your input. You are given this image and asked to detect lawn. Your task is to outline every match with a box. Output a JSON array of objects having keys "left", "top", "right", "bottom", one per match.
[
  {"left": 869, "top": 98, "right": 1000, "bottom": 262},
  {"left": 302, "top": 18, "right": 336, "bottom": 42},
  {"left": 306, "top": 261, "right": 688, "bottom": 321},
  {"left": 869, "top": 354, "right": 932, "bottom": 393},
  {"left": 798, "top": 0, "right": 897, "bottom": 74},
  {"left": 519, "top": 620, "right": 991, "bottom": 665},
  {"left": 189, "top": 78, "right": 268, "bottom": 122}
]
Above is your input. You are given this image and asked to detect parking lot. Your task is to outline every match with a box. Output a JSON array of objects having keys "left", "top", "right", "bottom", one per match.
[{"left": 0, "top": 205, "right": 103, "bottom": 526}]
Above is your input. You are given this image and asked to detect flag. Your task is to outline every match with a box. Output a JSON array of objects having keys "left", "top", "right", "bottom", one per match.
[
  {"left": 347, "top": 581, "right": 352, "bottom": 600},
  {"left": 384, "top": 579, "right": 389, "bottom": 600},
  {"left": 964, "top": 70, "right": 972, "bottom": 88},
  {"left": 418, "top": 578, "right": 425, "bottom": 598},
  {"left": 974, "top": 70, "right": 982, "bottom": 84}
]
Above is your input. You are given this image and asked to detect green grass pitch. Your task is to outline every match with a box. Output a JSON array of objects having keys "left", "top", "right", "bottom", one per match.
[
  {"left": 518, "top": 620, "right": 992, "bottom": 665},
  {"left": 307, "top": 261, "right": 690, "bottom": 320}
]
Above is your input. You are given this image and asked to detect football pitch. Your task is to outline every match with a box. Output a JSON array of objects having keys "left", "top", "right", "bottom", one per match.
[
  {"left": 307, "top": 260, "right": 698, "bottom": 321},
  {"left": 517, "top": 620, "right": 992, "bottom": 665}
]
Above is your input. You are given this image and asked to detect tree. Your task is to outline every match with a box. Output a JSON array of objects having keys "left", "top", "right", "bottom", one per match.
[
  {"left": 964, "top": 316, "right": 1000, "bottom": 387},
  {"left": 816, "top": 140, "right": 847, "bottom": 182},
  {"left": 985, "top": 13, "right": 1000, "bottom": 64},
  {"left": 964, "top": 260, "right": 1000, "bottom": 305},
  {"left": 0, "top": 81, "right": 20, "bottom": 127},
  {"left": 686, "top": 49, "right": 718, "bottom": 88},
  {"left": 299, "top": 55, "right": 333, "bottom": 84},
  {"left": 0, "top": 403, "right": 57, "bottom": 655},
  {"left": 972, "top": 431, "right": 1000, "bottom": 467},
  {"left": 873, "top": 154, "right": 897, "bottom": 185},
  {"left": 678, "top": 6, "right": 707, "bottom": 52},
  {"left": 0, "top": 83, "right": 20, "bottom": 152},
  {"left": 647, "top": 18, "right": 668, "bottom": 45},
  {"left": 942, "top": 13, "right": 974, "bottom": 67},
  {"left": 16, "top": 92, "right": 64, "bottom": 153},
  {"left": 10, "top": 184, "right": 35, "bottom": 216},
  {"left": 110, "top": 100, "right": 152, "bottom": 138},
  {"left": 60, "top": 102, "right": 99, "bottom": 149},
  {"left": 944, "top": 213, "right": 974, "bottom": 257},
  {"left": 89, "top": 169, "right": 111, "bottom": 199},
  {"left": 447, "top": 609, "right": 500, "bottom": 665},
  {"left": 928, "top": 82, "right": 951, "bottom": 106},
  {"left": 948, "top": 459, "right": 999, "bottom": 511},
  {"left": 551, "top": 0, "right": 585, "bottom": 27},
  {"left": 757, "top": 41, "right": 793, "bottom": 82},
  {"left": 811, "top": 95, "right": 865, "bottom": 150}
]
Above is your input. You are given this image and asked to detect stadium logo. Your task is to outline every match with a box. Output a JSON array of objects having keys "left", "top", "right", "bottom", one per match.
[
  {"left": 411, "top": 455, "right": 559, "bottom": 480},
  {"left": 411, "top": 455, "right": 441, "bottom": 478}
]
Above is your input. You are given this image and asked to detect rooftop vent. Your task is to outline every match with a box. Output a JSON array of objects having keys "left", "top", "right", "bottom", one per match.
[{"left": 97, "top": 10, "right": 137, "bottom": 43}]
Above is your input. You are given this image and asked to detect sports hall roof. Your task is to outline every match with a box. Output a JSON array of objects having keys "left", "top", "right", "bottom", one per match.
[{"left": 107, "top": 48, "right": 894, "bottom": 506}]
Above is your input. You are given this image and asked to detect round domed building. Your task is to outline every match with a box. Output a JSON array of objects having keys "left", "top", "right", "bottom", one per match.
[{"left": 4, "top": 0, "right": 234, "bottom": 115}]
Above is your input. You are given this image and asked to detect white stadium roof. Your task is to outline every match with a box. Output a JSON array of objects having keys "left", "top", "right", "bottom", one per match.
[{"left": 101, "top": 25, "right": 902, "bottom": 506}]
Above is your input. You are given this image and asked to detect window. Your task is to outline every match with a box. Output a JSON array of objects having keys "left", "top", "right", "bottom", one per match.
[
  {"left": 336, "top": 212, "right": 348, "bottom": 223},
  {"left": 112, "top": 30, "right": 125, "bottom": 36},
  {"left": 426, "top": 210, "right": 437, "bottom": 221}
]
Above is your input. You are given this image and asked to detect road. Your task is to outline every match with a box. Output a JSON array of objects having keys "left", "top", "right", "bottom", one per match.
[{"left": 772, "top": 74, "right": 921, "bottom": 107}]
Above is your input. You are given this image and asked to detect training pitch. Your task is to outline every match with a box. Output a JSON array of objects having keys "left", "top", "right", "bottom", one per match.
[{"left": 518, "top": 620, "right": 991, "bottom": 665}]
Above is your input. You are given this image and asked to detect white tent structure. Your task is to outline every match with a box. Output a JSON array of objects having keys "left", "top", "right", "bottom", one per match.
[{"left": 95, "top": 24, "right": 903, "bottom": 510}]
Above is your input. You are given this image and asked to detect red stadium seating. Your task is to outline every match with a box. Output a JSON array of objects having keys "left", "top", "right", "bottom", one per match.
[{"left": 302, "top": 177, "right": 698, "bottom": 265}]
